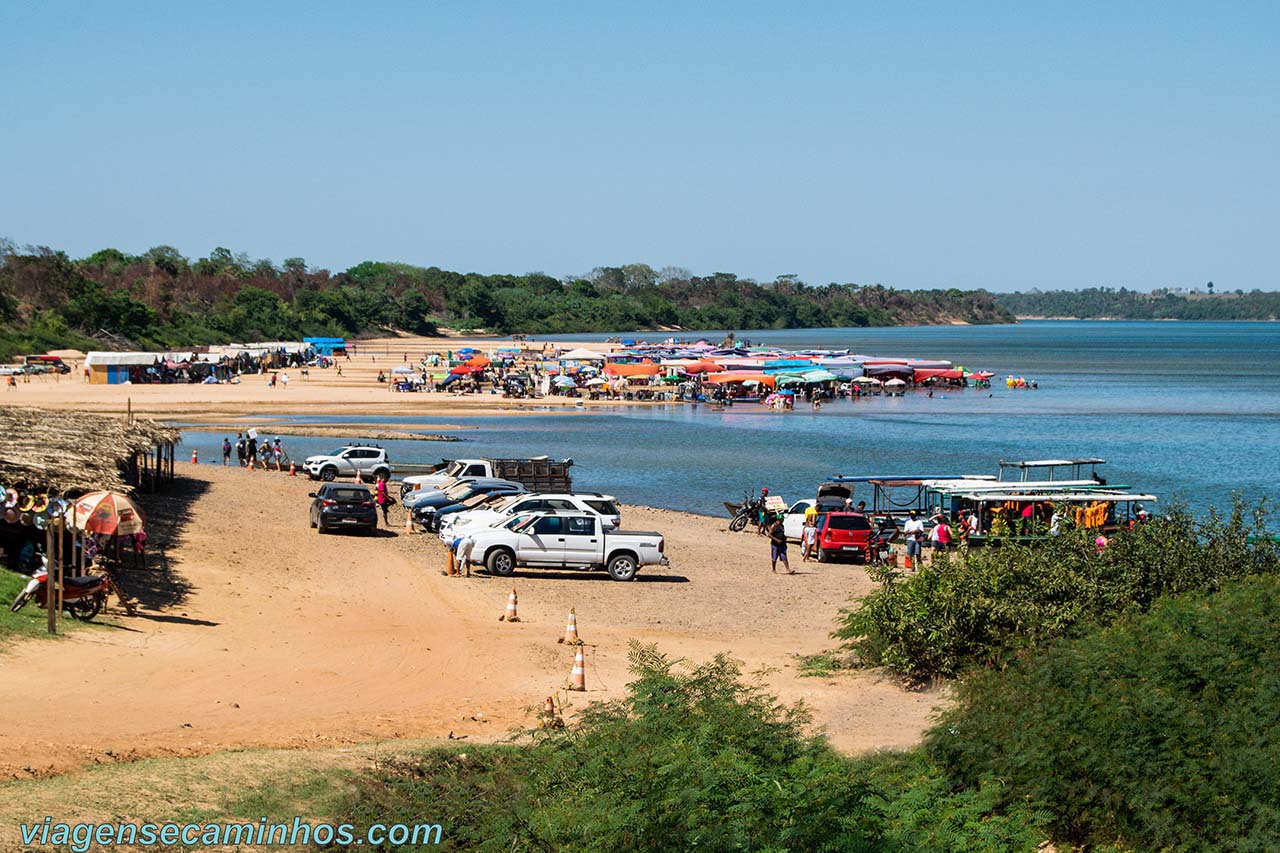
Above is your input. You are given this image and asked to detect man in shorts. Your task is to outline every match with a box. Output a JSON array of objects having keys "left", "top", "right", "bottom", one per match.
[
  {"left": 767, "top": 513, "right": 793, "bottom": 574},
  {"left": 903, "top": 509, "right": 925, "bottom": 567}
]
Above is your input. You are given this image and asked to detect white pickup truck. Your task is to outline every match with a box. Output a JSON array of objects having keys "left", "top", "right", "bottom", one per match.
[{"left": 457, "top": 511, "right": 667, "bottom": 581}]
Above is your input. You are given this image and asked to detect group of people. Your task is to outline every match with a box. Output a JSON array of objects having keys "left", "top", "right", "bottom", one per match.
[{"left": 221, "top": 434, "right": 289, "bottom": 470}]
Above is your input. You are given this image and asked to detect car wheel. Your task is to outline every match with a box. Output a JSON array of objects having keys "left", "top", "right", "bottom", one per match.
[
  {"left": 607, "top": 553, "right": 638, "bottom": 581},
  {"left": 373, "top": 466, "right": 390, "bottom": 481},
  {"left": 817, "top": 547, "right": 829, "bottom": 563},
  {"left": 487, "top": 548, "right": 516, "bottom": 577},
  {"left": 320, "top": 466, "right": 337, "bottom": 482}
]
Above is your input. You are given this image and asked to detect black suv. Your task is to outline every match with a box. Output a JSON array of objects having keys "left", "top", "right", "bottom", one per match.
[{"left": 309, "top": 483, "right": 378, "bottom": 534}]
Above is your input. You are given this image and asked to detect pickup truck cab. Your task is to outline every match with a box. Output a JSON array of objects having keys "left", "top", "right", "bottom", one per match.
[
  {"left": 401, "top": 459, "right": 493, "bottom": 496},
  {"left": 461, "top": 511, "right": 667, "bottom": 581}
]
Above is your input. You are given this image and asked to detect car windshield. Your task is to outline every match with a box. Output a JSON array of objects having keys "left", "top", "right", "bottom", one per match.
[
  {"left": 505, "top": 514, "right": 532, "bottom": 530},
  {"left": 584, "top": 499, "right": 620, "bottom": 516},
  {"left": 443, "top": 461, "right": 465, "bottom": 476},
  {"left": 327, "top": 447, "right": 348, "bottom": 457}
]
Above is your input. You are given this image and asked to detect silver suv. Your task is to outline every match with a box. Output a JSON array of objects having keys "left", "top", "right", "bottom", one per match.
[
  {"left": 438, "top": 492, "right": 620, "bottom": 540},
  {"left": 303, "top": 444, "right": 392, "bottom": 482}
]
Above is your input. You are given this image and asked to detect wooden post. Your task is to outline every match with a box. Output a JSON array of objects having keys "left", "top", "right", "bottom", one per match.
[{"left": 46, "top": 522, "right": 57, "bottom": 634}]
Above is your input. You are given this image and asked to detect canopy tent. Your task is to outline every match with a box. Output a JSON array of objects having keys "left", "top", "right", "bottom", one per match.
[
  {"left": 702, "top": 372, "right": 777, "bottom": 388},
  {"left": 603, "top": 362, "right": 662, "bottom": 377},
  {"left": 913, "top": 368, "right": 964, "bottom": 382},
  {"left": 558, "top": 348, "right": 609, "bottom": 361},
  {"left": 965, "top": 371, "right": 995, "bottom": 380},
  {"left": 390, "top": 365, "right": 417, "bottom": 375}
]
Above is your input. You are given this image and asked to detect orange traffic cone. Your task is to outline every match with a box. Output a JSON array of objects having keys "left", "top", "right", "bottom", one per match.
[
  {"left": 500, "top": 588, "right": 520, "bottom": 622},
  {"left": 543, "top": 696, "right": 555, "bottom": 717},
  {"left": 191, "top": 449, "right": 198, "bottom": 464},
  {"left": 568, "top": 648, "right": 586, "bottom": 691},
  {"left": 288, "top": 460, "right": 296, "bottom": 476},
  {"left": 904, "top": 554, "right": 913, "bottom": 569},
  {"left": 247, "top": 456, "right": 254, "bottom": 471},
  {"left": 558, "top": 607, "right": 582, "bottom": 645}
]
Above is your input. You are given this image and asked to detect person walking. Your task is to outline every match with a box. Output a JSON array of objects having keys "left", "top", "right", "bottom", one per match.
[
  {"left": 246, "top": 433, "right": 258, "bottom": 464},
  {"left": 6, "top": 374, "right": 16, "bottom": 391},
  {"left": 374, "top": 472, "right": 391, "bottom": 526},
  {"left": 767, "top": 512, "right": 793, "bottom": 574},
  {"left": 902, "top": 509, "right": 925, "bottom": 568},
  {"left": 235, "top": 434, "right": 246, "bottom": 467},
  {"left": 221, "top": 437, "right": 232, "bottom": 466},
  {"left": 930, "top": 514, "right": 953, "bottom": 554}
]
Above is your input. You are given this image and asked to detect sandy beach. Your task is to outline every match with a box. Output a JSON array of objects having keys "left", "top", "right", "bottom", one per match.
[
  {"left": 8, "top": 335, "right": 663, "bottom": 421},
  {"left": 0, "top": 462, "right": 941, "bottom": 779}
]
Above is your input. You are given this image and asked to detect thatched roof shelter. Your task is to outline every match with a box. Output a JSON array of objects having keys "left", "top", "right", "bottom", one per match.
[{"left": 0, "top": 406, "right": 181, "bottom": 495}]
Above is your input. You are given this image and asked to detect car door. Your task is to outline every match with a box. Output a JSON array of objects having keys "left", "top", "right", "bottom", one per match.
[
  {"left": 784, "top": 500, "right": 813, "bottom": 540},
  {"left": 335, "top": 450, "right": 359, "bottom": 475},
  {"left": 518, "top": 516, "right": 565, "bottom": 565},
  {"left": 561, "top": 516, "right": 600, "bottom": 566}
]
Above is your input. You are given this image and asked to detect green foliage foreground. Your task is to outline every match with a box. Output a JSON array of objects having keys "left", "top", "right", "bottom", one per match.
[
  {"left": 340, "top": 644, "right": 1046, "bottom": 852},
  {"left": 930, "top": 574, "right": 1280, "bottom": 851},
  {"left": 835, "top": 500, "right": 1279, "bottom": 681}
]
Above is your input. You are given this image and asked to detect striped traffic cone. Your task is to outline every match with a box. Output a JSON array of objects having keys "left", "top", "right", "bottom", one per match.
[
  {"left": 191, "top": 449, "right": 198, "bottom": 464},
  {"left": 500, "top": 588, "right": 520, "bottom": 622},
  {"left": 568, "top": 648, "right": 586, "bottom": 691},
  {"left": 288, "top": 460, "right": 296, "bottom": 476},
  {"left": 558, "top": 607, "right": 582, "bottom": 645},
  {"left": 247, "top": 456, "right": 254, "bottom": 471},
  {"left": 404, "top": 512, "right": 414, "bottom": 534}
]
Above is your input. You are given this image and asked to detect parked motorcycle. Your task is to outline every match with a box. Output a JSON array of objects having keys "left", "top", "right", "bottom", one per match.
[
  {"left": 727, "top": 491, "right": 765, "bottom": 533},
  {"left": 10, "top": 559, "right": 111, "bottom": 621}
]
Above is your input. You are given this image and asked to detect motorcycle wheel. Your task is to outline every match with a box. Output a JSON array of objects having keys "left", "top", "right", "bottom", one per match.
[
  {"left": 67, "top": 593, "right": 103, "bottom": 621},
  {"left": 729, "top": 514, "right": 748, "bottom": 532},
  {"left": 9, "top": 588, "right": 32, "bottom": 613}
]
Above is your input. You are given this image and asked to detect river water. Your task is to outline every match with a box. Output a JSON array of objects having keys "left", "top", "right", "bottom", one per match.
[{"left": 180, "top": 322, "right": 1280, "bottom": 517}]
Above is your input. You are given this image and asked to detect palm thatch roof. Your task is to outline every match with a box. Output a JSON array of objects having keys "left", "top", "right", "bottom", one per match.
[{"left": 0, "top": 406, "right": 181, "bottom": 495}]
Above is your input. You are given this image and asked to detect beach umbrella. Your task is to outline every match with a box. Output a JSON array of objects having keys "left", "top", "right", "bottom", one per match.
[
  {"left": 65, "top": 491, "right": 146, "bottom": 536},
  {"left": 554, "top": 376, "right": 577, "bottom": 387},
  {"left": 585, "top": 377, "right": 607, "bottom": 386},
  {"left": 851, "top": 376, "right": 880, "bottom": 385},
  {"left": 884, "top": 378, "right": 908, "bottom": 387}
]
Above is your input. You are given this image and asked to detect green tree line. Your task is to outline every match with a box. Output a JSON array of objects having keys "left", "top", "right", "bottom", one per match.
[
  {"left": 0, "top": 241, "right": 1013, "bottom": 358},
  {"left": 997, "top": 285, "right": 1280, "bottom": 320}
]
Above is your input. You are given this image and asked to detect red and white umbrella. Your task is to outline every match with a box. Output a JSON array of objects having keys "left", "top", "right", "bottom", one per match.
[{"left": 65, "top": 491, "right": 147, "bottom": 536}]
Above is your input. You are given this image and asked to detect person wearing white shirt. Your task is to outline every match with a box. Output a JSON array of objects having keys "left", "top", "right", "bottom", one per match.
[{"left": 902, "top": 509, "right": 925, "bottom": 566}]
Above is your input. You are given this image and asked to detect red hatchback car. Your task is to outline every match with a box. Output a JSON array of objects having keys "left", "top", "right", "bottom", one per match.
[{"left": 814, "top": 512, "right": 874, "bottom": 563}]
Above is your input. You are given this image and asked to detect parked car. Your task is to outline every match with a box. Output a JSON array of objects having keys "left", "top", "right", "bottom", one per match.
[
  {"left": 438, "top": 492, "right": 621, "bottom": 540},
  {"left": 303, "top": 444, "right": 391, "bottom": 482},
  {"left": 781, "top": 499, "right": 816, "bottom": 541},
  {"left": 308, "top": 483, "right": 378, "bottom": 534},
  {"left": 410, "top": 480, "right": 527, "bottom": 527},
  {"left": 461, "top": 511, "right": 667, "bottom": 581},
  {"left": 400, "top": 457, "right": 573, "bottom": 499},
  {"left": 813, "top": 512, "right": 874, "bottom": 562}
]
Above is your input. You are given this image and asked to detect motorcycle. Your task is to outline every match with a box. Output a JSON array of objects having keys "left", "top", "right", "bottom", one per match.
[
  {"left": 10, "top": 558, "right": 111, "bottom": 621},
  {"left": 727, "top": 491, "right": 765, "bottom": 533}
]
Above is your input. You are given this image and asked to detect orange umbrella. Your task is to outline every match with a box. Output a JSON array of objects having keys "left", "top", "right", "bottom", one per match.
[{"left": 65, "top": 491, "right": 146, "bottom": 536}]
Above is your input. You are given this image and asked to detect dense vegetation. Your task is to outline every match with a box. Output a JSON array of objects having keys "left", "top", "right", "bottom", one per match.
[
  {"left": 997, "top": 285, "right": 1280, "bottom": 320},
  {"left": 0, "top": 240, "right": 1013, "bottom": 359},
  {"left": 931, "top": 575, "right": 1280, "bottom": 851},
  {"left": 835, "top": 500, "right": 1279, "bottom": 681},
  {"left": 341, "top": 644, "right": 1048, "bottom": 852}
]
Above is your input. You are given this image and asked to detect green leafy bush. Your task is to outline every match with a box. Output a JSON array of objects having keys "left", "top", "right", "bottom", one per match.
[
  {"left": 835, "top": 500, "right": 1278, "bottom": 680},
  {"left": 343, "top": 644, "right": 883, "bottom": 851},
  {"left": 928, "top": 574, "right": 1280, "bottom": 851}
]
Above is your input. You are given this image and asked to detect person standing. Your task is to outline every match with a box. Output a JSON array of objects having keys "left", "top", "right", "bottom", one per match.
[
  {"left": 235, "top": 433, "right": 246, "bottom": 467},
  {"left": 930, "top": 514, "right": 953, "bottom": 553},
  {"left": 246, "top": 433, "right": 258, "bottom": 465},
  {"left": 801, "top": 518, "right": 818, "bottom": 562},
  {"left": 375, "top": 472, "right": 391, "bottom": 526},
  {"left": 6, "top": 374, "right": 16, "bottom": 391},
  {"left": 221, "top": 437, "right": 232, "bottom": 466},
  {"left": 902, "top": 509, "right": 925, "bottom": 568},
  {"left": 768, "top": 513, "right": 793, "bottom": 574}
]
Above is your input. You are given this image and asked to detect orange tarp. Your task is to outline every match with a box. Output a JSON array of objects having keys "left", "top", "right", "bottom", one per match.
[{"left": 603, "top": 362, "right": 662, "bottom": 377}]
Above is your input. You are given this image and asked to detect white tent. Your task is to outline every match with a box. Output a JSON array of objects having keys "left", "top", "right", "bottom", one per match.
[
  {"left": 884, "top": 378, "right": 908, "bottom": 387},
  {"left": 558, "top": 348, "right": 609, "bottom": 361}
]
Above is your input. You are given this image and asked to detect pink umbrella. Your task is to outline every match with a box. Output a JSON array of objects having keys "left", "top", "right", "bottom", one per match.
[{"left": 65, "top": 491, "right": 146, "bottom": 536}]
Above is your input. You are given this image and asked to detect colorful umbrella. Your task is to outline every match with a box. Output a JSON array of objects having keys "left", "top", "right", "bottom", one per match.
[{"left": 65, "top": 491, "right": 146, "bottom": 536}]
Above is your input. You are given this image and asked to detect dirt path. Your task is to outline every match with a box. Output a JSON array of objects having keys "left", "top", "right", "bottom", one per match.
[{"left": 0, "top": 465, "right": 940, "bottom": 778}]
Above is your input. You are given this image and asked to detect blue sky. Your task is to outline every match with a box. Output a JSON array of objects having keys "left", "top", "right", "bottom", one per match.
[{"left": 2, "top": 2, "right": 1276, "bottom": 290}]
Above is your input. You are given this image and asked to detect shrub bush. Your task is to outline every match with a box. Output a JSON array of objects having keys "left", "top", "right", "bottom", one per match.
[
  {"left": 835, "top": 499, "right": 1277, "bottom": 680},
  {"left": 341, "top": 645, "right": 1051, "bottom": 851},
  {"left": 928, "top": 575, "right": 1280, "bottom": 851}
]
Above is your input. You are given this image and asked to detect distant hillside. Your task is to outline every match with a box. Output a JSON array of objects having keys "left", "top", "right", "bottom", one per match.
[
  {"left": 0, "top": 241, "right": 1014, "bottom": 358},
  {"left": 997, "top": 287, "right": 1279, "bottom": 321}
]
